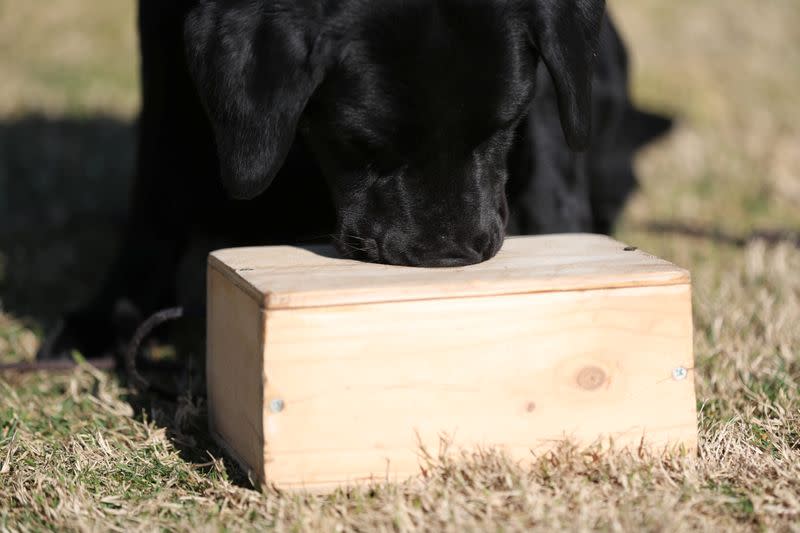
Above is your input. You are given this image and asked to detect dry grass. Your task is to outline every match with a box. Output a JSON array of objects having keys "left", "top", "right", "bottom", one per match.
[
  {"left": 2, "top": 0, "right": 800, "bottom": 531},
  {"left": 0, "top": 0, "right": 138, "bottom": 116}
]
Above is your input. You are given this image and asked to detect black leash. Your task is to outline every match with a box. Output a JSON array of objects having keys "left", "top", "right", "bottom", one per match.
[
  {"left": 0, "top": 357, "right": 116, "bottom": 373},
  {"left": 3, "top": 224, "right": 798, "bottom": 380},
  {"left": 123, "top": 306, "right": 186, "bottom": 398},
  {"left": 642, "top": 222, "right": 800, "bottom": 248},
  {"left": 1, "top": 306, "right": 198, "bottom": 402}
]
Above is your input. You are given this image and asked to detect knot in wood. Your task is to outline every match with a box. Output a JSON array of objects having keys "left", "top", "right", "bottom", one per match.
[{"left": 576, "top": 366, "right": 607, "bottom": 390}]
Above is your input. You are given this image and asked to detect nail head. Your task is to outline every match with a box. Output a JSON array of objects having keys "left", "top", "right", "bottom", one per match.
[
  {"left": 672, "top": 367, "right": 688, "bottom": 381},
  {"left": 269, "top": 398, "right": 285, "bottom": 413}
]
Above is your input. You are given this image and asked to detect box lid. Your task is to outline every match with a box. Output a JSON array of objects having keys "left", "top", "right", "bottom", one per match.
[{"left": 208, "top": 234, "right": 690, "bottom": 309}]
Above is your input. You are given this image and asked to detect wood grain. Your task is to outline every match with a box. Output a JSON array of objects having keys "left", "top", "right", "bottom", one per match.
[
  {"left": 256, "top": 284, "right": 696, "bottom": 487},
  {"left": 207, "top": 265, "right": 266, "bottom": 482},
  {"left": 209, "top": 234, "right": 690, "bottom": 309},
  {"left": 206, "top": 235, "right": 697, "bottom": 490}
]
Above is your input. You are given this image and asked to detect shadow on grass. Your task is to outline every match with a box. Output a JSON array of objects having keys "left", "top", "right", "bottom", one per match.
[
  {"left": 128, "top": 381, "right": 257, "bottom": 490},
  {"left": 0, "top": 113, "right": 252, "bottom": 487},
  {"left": 0, "top": 114, "right": 132, "bottom": 324}
]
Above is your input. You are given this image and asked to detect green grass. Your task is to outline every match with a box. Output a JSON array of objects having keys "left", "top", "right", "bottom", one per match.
[{"left": 2, "top": 0, "right": 800, "bottom": 530}]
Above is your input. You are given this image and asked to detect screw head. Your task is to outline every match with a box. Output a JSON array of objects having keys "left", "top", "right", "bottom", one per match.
[
  {"left": 672, "top": 367, "right": 689, "bottom": 381},
  {"left": 269, "top": 398, "right": 285, "bottom": 413}
]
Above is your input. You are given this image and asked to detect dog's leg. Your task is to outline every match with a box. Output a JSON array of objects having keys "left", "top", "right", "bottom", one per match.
[{"left": 38, "top": 2, "right": 217, "bottom": 360}]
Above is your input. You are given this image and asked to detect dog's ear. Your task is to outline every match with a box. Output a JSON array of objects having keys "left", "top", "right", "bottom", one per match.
[
  {"left": 184, "top": 2, "right": 329, "bottom": 199},
  {"left": 622, "top": 108, "right": 673, "bottom": 148},
  {"left": 527, "top": 0, "right": 607, "bottom": 151}
]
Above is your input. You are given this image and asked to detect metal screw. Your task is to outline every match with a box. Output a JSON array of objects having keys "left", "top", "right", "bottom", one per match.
[
  {"left": 269, "top": 398, "right": 285, "bottom": 413},
  {"left": 672, "top": 367, "right": 689, "bottom": 381}
]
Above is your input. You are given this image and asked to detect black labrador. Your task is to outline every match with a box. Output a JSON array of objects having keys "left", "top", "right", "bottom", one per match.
[{"left": 38, "top": 0, "right": 670, "bottom": 361}]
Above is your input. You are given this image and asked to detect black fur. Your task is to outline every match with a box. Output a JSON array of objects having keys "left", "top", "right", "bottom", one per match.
[{"left": 38, "top": 0, "right": 670, "bottom": 360}]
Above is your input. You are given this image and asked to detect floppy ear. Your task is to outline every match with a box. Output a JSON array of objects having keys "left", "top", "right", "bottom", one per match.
[
  {"left": 622, "top": 108, "right": 673, "bottom": 148},
  {"left": 528, "top": 0, "right": 607, "bottom": 151},
  {"left": 184, "top": 1, "right": 328, "bottom": 199}
]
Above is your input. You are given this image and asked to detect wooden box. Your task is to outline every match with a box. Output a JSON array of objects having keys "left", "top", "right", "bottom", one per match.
[{"left": 207, "top": 234, "right": 697, "bottom": 490}]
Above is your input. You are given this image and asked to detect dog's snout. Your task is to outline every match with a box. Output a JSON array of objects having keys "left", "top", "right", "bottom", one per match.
[
  {"left": 334, "top": 202, "right": 507, "bottom": 267},
  {"left": 472, "top": 232, "right": 493, "bottom": 259},
  {"left": 335, "top": 229, "right": 501, "bottom": 266},
  {"left": 373, "top": 228, "right": 502, "bottom": 268},
  {"left": 404, "top": 239, "right": 484, "bottom": 267}
]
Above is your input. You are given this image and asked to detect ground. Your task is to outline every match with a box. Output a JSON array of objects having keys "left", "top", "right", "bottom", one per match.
[{"left": 1, "top": 0, "right": 799, "bottom": 530}]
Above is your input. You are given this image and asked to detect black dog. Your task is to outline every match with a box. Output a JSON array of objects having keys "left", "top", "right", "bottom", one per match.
[{"left": 38, "top": 0, "right": 670, "bottom": 361}]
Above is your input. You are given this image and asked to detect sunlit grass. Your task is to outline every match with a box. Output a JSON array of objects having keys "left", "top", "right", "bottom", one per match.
[{"left": 1, "top": 0, "right": 799, "bottom": 530}]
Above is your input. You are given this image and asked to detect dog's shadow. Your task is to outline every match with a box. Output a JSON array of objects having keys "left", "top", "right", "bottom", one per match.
[
  {"left": 0, "top": 113, "right": 256, "bottom": 488},
  {"left": 126, "top": 373, "right": 257, "bottom": 489},
  {"left": 0, "top": 114, "right": 131, "bottom": 323}
]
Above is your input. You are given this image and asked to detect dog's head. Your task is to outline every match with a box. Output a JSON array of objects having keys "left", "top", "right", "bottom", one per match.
[{"left": 185, "top": 0, "right": 606, "bottom": 266}]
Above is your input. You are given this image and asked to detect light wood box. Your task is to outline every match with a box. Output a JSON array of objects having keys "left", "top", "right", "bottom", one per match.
[{"left": 207, "top": 234, "right": 697, "bottom": 490}]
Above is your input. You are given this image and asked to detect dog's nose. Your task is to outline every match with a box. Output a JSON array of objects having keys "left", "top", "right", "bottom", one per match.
[
  {"left": 336, "top": 227, "right": 504, "bottom": 267},
  {"left": 405, "top": 243, "right": 481, "bottom": 267},
  {"left": 385, "top": 231, "right": 500, "bottom": 268},
  {"left": 408, "top": 249, "right": 483, "bottom": 268}
]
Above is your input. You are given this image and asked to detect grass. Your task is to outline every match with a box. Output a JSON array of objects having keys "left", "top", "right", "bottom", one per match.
[{"left": 1, "top": 0, "right": 800, "bottom": 530}]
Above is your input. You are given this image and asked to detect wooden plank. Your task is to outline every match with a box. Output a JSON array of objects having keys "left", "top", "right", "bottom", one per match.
[
  {"left": 207, "top": 265, "right": 266, "bottom": 483},
  {"left": 257, "top": 283, "right": 696, "bottom": 488},
  {"left": 209, "top": 234, "right": 689, "bottom": 310}
]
